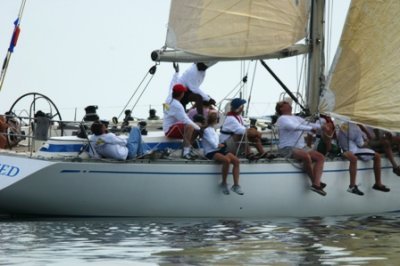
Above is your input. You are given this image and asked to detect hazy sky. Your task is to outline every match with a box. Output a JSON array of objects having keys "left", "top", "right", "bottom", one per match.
[{"left": 0, "top": 0, "right": 350, "bottom": 121}]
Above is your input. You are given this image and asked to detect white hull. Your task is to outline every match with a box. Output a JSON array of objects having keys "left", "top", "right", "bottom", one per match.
[{"left": 0, "top": 153, "right": 399, "bottom": 217}]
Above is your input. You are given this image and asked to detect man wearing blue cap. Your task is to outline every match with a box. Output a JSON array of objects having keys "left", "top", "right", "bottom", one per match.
[{"left": 220, "top": 98, "right": 267, "bottom": 160}]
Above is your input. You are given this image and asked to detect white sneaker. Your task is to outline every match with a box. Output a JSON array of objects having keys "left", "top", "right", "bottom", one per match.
[{"left": 231, "top": 185, "right": 244, "bottom": 195}]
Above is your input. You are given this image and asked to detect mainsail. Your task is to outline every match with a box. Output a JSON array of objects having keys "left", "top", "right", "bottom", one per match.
[
  {"left": 327, "top": 0, "right": 400, "bottom": 131},
  {"left": 165, "top": 0, "right": 309, "bottom": 58}
]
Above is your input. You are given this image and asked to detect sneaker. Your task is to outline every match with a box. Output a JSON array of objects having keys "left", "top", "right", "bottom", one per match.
[
  {"left": 310, "top": 184, "right": 327, "bottom": 196},
  {"left": 231, "top": 185, "right": 244, "bottom": 195},
  {"left": 220, "top": 183, "right": 230, "bottom": 195},
  {"left": 372, "top": 184, "right": 390, "bottom": 192},
  {"left": 182, "top": 153, "right": 196, "bottom": 160},
  {"left": 189, "top": 150, "right": 198, "bottom": 159},
  {"left": 347, "top": 185, "right": 364, "bottom": 196},
  {"left": 320, "top": 182, "right": 327, "bottom": 189}
]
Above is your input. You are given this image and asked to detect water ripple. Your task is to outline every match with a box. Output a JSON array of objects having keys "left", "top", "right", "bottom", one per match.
[{"left": 1, "top": 213, "right": 400, "bottom": 265}]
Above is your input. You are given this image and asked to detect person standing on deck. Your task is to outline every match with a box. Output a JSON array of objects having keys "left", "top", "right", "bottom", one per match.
[{"left": 275, "top": 100, "right": 327, "bottom": 196}]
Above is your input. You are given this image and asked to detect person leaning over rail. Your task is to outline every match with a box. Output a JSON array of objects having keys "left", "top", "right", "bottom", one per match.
[
  {"left": 201, "top": 112, "right": 243, "bottom": 195},
  {"left": 337, "top": 122, "right": 390, "bottom": 195},
  {"left": 358, "top": 124, "right": 400, "bottom": 176},
  {"left": 163, "top": 83, "right": 201, "bottom": 160},
  {"left": 89, "top": 120, "right": 149, "bottom": 160},
  {"left": 275, "top": 100, "right": 327, "bottom": 196},
  {"left": 219, "top": 98, "right": 268, "bottom": 160},
  {"left": 314, "top": 116, "right": 365, "bottom": 196}
]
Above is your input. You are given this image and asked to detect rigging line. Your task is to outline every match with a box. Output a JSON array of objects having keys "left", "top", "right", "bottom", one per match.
[
  {"left": 240, "top": 61, "right": 245, "bottom": 99},
  {"left": 0, "top": 0, "right": 27, "bottom": 92},
  {"left": 129, "top": 73, "right": 155, "bottom": 113},
  {"left": 219, "top": 76, "right": 247, "bottom": 104},
  {"left": 245, "top": 61, "right": 257, "bottom": 116},
  {"left": 117, "top": 65, "right": 155, "bottom": 120},
  {"left": 259, "top": 60, "right": 307, "bottom": 113},
  {"left": 295, "top": 55, "right": 306, "bottom": 113},
  {"left": 239, "top": 60, "right": 251, "bottom": 100}
]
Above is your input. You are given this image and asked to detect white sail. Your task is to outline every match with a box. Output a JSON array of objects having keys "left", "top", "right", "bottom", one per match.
[
  {"left": 166, "top": 0, "right": 309, "bottom": 58},
  {"left": 327, "top": 0, "right": 400, "bottom": 131}
]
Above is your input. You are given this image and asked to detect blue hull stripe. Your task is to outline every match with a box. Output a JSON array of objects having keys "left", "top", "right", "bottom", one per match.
[{"left": 60, "top": 166, "right": 391, "bottom": 175}]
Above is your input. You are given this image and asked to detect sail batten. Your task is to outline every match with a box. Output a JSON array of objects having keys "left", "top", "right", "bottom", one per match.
[
  {"left": 166, "top": 0, "right": 309, "bottom": 58},
  {"left": 327, "top": 0, "right": 400, "bottom": 132}
]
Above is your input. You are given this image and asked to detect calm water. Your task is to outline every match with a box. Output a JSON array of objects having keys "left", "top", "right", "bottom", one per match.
[{"left": 1, "top": 213, "right": 400, "bottom": 265}]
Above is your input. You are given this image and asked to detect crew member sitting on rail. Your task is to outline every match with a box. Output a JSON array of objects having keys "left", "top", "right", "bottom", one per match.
[
  {"left": 219, "top": 98, "right": 267, "bottom": 160},
  {"left": 337, "top": 122, "right": 391, "bottom": 195},
  {"left": 275, "top": 100, "right": 327, "bottom": 196},
  {"left": 202, "top": 112, "right": 244, "bottom": 195}
]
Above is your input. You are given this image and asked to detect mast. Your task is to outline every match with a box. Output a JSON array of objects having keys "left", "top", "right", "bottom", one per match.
[{"left": 306, "top": 0, "right": 326, "bottom": 114}]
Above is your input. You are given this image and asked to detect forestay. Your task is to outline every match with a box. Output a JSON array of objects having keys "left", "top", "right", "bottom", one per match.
[{"left": 166, "top": 0, "right": 309, "bottom": 58}]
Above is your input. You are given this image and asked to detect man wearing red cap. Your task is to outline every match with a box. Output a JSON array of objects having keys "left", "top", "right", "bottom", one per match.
[{"left": 163, "top": 83, "right": 201, "bottom": 160}]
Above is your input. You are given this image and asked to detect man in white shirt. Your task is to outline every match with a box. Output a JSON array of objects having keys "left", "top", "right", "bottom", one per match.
[
  {"left": 163, "top": 83, "right": 201, "bottom": 160},
  {"left": 338, "top": 122, "right": 390, "bottom": 194},
  {"left": 176, "top": 62, "right": 216, "bottom": 115},
  {"left": 89, "top": 121, "right": 148, "bottom": 160},
  {"left": 275, "top": 100, "right": 326, "bottom": 196}
]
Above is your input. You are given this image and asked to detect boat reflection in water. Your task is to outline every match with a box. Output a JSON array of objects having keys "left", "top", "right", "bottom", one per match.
[{"left": 1, "top": 213, "right": 400, "bottom": 265}]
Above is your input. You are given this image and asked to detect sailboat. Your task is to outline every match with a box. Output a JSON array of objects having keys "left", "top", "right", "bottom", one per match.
[{"left": 1, "top": 0, "right": 400, "bottom": 217}]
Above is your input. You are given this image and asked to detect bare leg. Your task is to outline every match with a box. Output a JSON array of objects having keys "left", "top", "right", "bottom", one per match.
[
  {"left": 227, "top": 153, "right": 240, "bottom": 185},
  {"left": 373, "top": 152, "right": 383, "bottom": 186},
  {"left": 183, "top": 125, "right": 195, "bottom": 148},
  {"left": 379, "top": 139, "right": 398, "bottom": 168},
  {"left": 342, "top": 151, "right": 358, "bottom": 187},
  {"left": 247, "top": 130, "right": 265, "bottom": 155},
  {"left": 213, "top": 153, "right": 231, "bottom": 184},
  {"left": 309, "top": 150, "right": 325, "bottom": 186},
  {"left": 254, "top": 137, "right": 265, "bottom": 155},
  {"left": 292, "top": 148, "right": 315, "bottom": 184}
]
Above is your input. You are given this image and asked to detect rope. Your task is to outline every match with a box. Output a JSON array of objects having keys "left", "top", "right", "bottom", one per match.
[
  {"left": 128, "top": 71, "right": 156, "bottom": 114},
  {"left": 117, "top": 64, "right": 157, "bottom": 120},
  {"left": 245, "top": 61, "right": 257, "bottom": 116}
]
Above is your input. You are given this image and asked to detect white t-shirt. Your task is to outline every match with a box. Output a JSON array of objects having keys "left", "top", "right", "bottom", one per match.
[
  {"left": 202, "top": 127, "right": 220, "bottom": 155},
  {"left": 276, "top": 115, "right": 320, "bottom": 149},
  {"left": 89, "top": 133, "right": 128, "bottom": 160},
  {"left": 177, "top": 64, "right": 210, "bottom": 101},
  {"left": 219, "top": 115, "right": 246, "bottom": 143},
  {"left": 338, "top": 123, "right": 375, "bottom": 160},
  {"left": 163, "top": 99, "right": 200, "bottom": 133}
]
